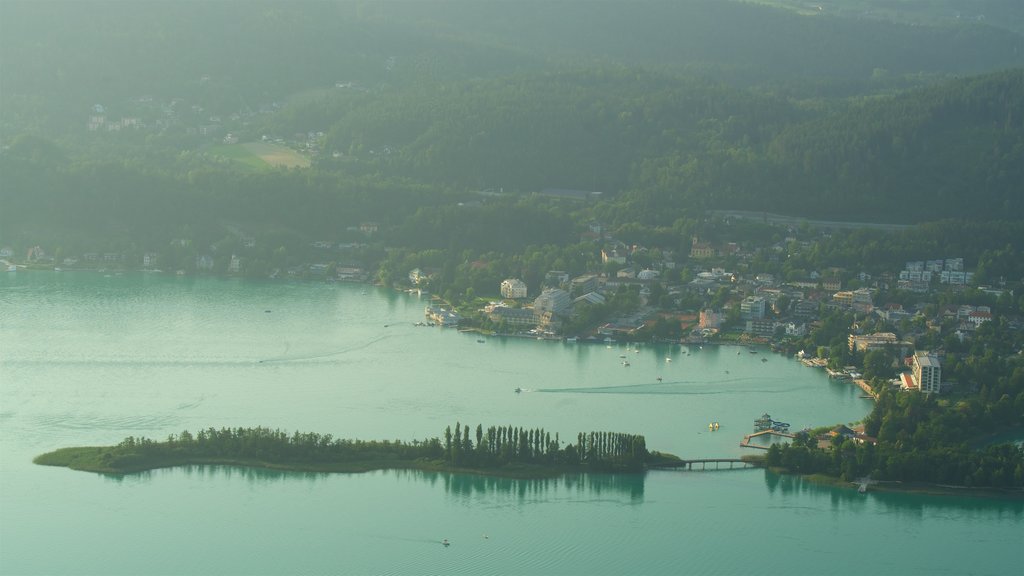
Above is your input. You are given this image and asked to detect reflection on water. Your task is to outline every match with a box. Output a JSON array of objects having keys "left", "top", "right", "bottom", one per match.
[
  {"left": 764, "top": 470, "right": 1024, "bottom": 516},
  {"left": 411, "top": 469, "right": 645, "bottom": 501},
  {"left": 100, "top": 464, "right": 648, "bottom": 501},
  {"left": 102, "top": 464, "right": 335, "bottom": 485}
]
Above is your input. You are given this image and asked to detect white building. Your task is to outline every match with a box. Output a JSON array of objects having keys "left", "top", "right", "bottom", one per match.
[
  {"left": 500, "top": 278, "right": 528, "bottom": 299},
  {"left": 912, "top": 352, "right": 942, "bottom": 394}
]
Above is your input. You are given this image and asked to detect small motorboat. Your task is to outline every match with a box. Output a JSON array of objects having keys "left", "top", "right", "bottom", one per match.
[
  {"left": 442, "top": 539, "right": 450, "bottom": 547},
  {"left": 514, "top": 387, "right": 522, "bottom": 393}
]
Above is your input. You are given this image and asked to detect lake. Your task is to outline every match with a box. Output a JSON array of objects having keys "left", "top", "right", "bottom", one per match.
[{"left": 1, "top": 272, "right": 1020, "bottom": 575}]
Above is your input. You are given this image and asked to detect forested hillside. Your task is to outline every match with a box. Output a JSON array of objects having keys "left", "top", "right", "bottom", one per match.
[{"left": 1, "top": 0, "right": 1022, "bottom": 238}]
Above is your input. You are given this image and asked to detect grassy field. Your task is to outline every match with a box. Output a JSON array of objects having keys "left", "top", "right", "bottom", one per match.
[
  {"left": 206, "top": 142, "right": 311, "bottom": 170},
  {"left": 242, "top": 141, "right": 311, "bottom": 168}
]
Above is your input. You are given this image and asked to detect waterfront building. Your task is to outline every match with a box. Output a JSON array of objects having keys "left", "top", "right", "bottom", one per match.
[
  {"left": 425, "top": 305, "right": 462, "bottom": 327},
  {"left": 534, "top": 288, "right": 572, "bottom": 317},
  {"left": 745, "top": 319, "right": 778, "bottom": 337},
  {"left": 485, "top": 304, "right": 537, "bottom": 328}
]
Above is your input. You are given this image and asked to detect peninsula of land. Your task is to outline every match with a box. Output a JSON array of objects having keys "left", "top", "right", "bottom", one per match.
[{"left": 34, "top": 424, "right": 683, "bottom": 479}]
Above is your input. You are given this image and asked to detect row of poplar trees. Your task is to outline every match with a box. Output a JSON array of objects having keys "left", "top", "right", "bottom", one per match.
[{"left": 444, "top": 422, "right": 648, "bottom": 471}]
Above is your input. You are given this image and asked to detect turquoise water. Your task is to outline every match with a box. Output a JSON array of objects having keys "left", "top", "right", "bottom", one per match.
[{"left": 1, "top": 272, "right": 1021, "bottom": 575}]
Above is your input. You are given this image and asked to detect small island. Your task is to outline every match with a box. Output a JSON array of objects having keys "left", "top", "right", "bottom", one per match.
[{"left": 34, "top": 423, "right": 684, "bottom": 478}]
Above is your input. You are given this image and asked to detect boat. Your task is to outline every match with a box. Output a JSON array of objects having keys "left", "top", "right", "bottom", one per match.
[
  {"left": 656, "top": 376, "right": 662, "bottom": 382},
  {"left": 666, "top": 357, "right": 672, "bottom": 362},
  {"left": 477, "top": 339, "right": 485, "bottom": 343},
  {"left": 622, "top": 361, "right": 630, "bottom": 367},
  {"left": 514, "top": 387, "right": 522, "bottom": 393},
  {"left": 761, "top": 357, "right": 768, "bottom": 363},
  {"left": 6, "top": 265, "right": 15, "bottom": 272},
  {"left": 442, "top": 539, "right": 450, "bottom": 547}
]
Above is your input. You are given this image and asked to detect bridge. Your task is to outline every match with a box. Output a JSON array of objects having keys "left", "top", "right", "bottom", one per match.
[{"left": 657, "top": 458, "right": 759, "bottom": 471}]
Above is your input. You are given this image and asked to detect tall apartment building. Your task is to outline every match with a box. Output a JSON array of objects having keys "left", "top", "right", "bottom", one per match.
[{"left": 912, "top": 352, "right": 942, "bottom": 394}]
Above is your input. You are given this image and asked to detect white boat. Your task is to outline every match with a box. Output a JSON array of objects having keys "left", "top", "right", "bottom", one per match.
[{"left": 6, "top": 265, "right": 15, "bottom": 272}]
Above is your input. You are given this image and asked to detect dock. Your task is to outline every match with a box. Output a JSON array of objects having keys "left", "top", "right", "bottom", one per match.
[
  {"left": 740, "top": 429, "right": 796, "bottom": 450},
  {"left": 852, "top": 378, "right": 878, "bottom": 401}
]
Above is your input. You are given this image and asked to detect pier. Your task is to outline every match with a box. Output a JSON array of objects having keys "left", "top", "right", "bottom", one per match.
[
  {"left": 852, "top": 378, "right": 878, "bottom": 401},
  {"left": 740, "top": 429, "right": 796, "bottom": 450}
]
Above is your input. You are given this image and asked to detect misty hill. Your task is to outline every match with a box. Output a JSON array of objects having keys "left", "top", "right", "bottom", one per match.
[
  {"left": 615, "top": 69, "right": 1024, "bottom": 224},
  {"left": 1, "top": 0, "right": 1022, "bottom": 240},
  {"left": 305, "top": 68, "right": 1023, "bottom": 223},
  {"left": 380, "top": 0, "right": 1024, "bottom": 82},
  {"left": 3, "top": 0, "right": 1022, "bottom": 132},
  {"left": 754, "top": 0, "right": 1024, "bottom": 37}
]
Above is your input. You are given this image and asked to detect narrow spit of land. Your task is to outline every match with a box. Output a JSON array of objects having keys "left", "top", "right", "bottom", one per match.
[{"left": 33, "top": 425, "right": 690, "bottom": 479}]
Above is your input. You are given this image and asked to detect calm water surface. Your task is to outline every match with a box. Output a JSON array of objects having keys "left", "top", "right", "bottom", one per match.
[{"left": 1, "top": 272, "right": 1020, "bottom": 575}]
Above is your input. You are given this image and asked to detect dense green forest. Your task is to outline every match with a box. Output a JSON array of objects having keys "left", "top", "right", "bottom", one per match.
[
  {"left": 33, "top": 423, "right": 670, "bottom": 475},
  {"left": 2, "top": 1, "right": 1023, "bottom": 235},
  {"left": 3, "top": 67, "right": 1022, "bottom": 252}
]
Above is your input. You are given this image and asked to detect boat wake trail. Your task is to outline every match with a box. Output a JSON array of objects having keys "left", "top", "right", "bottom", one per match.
[
  {"left": 539, "top": 378, "right": 800, "bottom": 395},
  {"left": 258, "top": 335, "right": 391, "bottom": 364}
]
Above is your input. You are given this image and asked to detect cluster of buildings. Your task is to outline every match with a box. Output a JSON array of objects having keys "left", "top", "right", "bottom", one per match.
[{"left": 899, "top": 258, "right": 972, "bottom": 292}]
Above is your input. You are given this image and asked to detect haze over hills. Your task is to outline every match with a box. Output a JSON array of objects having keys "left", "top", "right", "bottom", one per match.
[{"left": 0, "top": 0, "right": 1022, "bottom": 237}]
